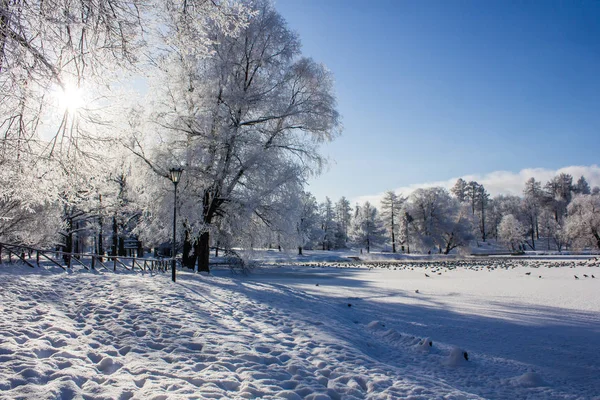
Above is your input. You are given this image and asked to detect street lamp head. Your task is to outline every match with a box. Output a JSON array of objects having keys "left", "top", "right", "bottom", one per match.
[{"left": 169, "top": 167, "right": 183, "bottom": 184}]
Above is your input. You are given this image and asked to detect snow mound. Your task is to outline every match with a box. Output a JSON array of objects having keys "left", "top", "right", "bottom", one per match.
[
  {"left": 415, "top": 337, "right": 433, "bottom": 352},
  {"left": 381, "top": 329, "right": 403, "bottom": 342},
  {"left": 366, "top": 320, "right": 386, "bottom": 330},
  {"left": 444, "top": 347, "right": 469, "bottom": 366},
  {"left": 509, "top": 371, "right": 547, "bottom": 388}
]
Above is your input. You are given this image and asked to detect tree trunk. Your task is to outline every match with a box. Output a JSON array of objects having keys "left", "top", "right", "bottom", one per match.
[
  {"left": 118, "top": 235, "right": 126, "bottom": 256},
  {"left": 481, "top": 194, "right": 485, "bottom": 242},
  {"left": 530, "top": 226, "right": 535, "bottom": 250},
  {"left": 593, "top": 230, "right": 600, "bottom": 250},
  {"left": 391, "top": 209, "right": 396, "bottom": 253},
  {"left": 98, "top": 194, "right": 104, "bottom": 256},
  {"left": 112, "top": 216, "right": 118, "bottom": 256},
  {"left": 444, "top": 233, "right": 454, "bottom": 254},
  {"left": 197, "top": 231, "right": 210, "bottom": 273},
  {"left": 73, "top": 220, "right": 80, "bottom": 254},
  {"left": 64, "top": 218, "right": 73, "bottom": 264},
  {"left": 182, "top": 228, "right": 196, "bottom": 269},
  {"left": 298, "top": 246, "right": 303, "bottom": 255},
  {"left": 98, "top": 226, "right": 104, "bottom": 256}
]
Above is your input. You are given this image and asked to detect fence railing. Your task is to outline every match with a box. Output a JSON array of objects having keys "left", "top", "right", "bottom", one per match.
[{"left": 0, "top": 242, "right": 175, "bottom": 273}]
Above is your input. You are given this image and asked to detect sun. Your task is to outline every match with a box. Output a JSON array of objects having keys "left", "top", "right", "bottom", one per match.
[{"left": 55, "top": 83, "right": 84, "bottom": 113}]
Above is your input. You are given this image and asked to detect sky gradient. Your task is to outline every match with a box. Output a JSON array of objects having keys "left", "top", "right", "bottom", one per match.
[{"left": 273, "top": 0, "right": 600, "bottom": 203}]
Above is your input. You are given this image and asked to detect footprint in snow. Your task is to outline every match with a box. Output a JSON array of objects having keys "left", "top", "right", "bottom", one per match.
[{"left": 97, "top": 357, "right": 122, "bottom": 375}]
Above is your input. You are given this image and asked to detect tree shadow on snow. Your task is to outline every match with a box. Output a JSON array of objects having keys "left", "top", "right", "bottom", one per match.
[{"left": 186, "top": 266, "right": 600, "bottom": 398}]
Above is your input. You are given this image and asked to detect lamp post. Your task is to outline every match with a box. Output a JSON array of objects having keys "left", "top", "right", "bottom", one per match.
[{"left": 169, "top": 167, "right": 183, "bottom": 282}]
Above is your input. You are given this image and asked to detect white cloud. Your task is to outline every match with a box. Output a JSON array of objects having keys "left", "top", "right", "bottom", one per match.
[{"left": 354, "top": 165, "right": 600, "bottom": 207}]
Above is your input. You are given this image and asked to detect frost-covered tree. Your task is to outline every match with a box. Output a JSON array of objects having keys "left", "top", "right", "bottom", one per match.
[
  {"left": 318, "top": 197, "right": 336, "bottom": 251},
  {"left": 439, "top": 203, "right": 475, "bottom": 254},
  {"left": 538, "top": 209, "right": 569, "bottom": 251},
  {"left": 487, "top": 195, "right": 522, "bottom": 240},
  {"left": 544, "top": 173, "right": 573, "bottom": 222},
  {"left": 451, "top": 178, "right": 469, "bottom": 203},
  {"left": 498, "top": 214, "right": 526, "bottom": 252},
  {"left": 296, "top": 192, "right": 320, "bottom": 255},
  {"left": 408, "top": 187, "right": 459, "bottom": 253},
  {"left": 380, "top": 191, "right": 405, "bottom": 253},
  {"left": 0, "top": 0, "right": 250, "bottom": 244},
  {"left": 398, "top": 210, "right": 413, "bottom": 253},
  {"left": 476, "top": 185, "right": 490, "bottom": 242},
  {"left": 566, "top": 194, "right": 600, "bottom": 250},
  {"left": 351, "top": 202, "right": 386, "bottom": 253},
  {"left": 334, "top": 197, "right": 352, "bottom": 247},
  {"left": 465, "top": 181, "right": 482, "bottom": 215},
  {"left": 573, "top": 176, "right": 591, "bottom": 195},
  {"left": 522, "top": 177, "right": 543, "bottom": 248},
  {"left": 127, "top": 0, "right": 340, "bottom": 271}
]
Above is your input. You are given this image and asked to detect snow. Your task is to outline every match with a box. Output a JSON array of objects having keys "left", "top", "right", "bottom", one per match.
[{"left": 1, "top": 255, "right": 599, "bottom": 399}]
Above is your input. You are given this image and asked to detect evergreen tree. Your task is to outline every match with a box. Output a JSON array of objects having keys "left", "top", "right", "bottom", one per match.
[
  {"left": 573, "top": 176, "right": 591, "bottom": 195},
  {"left": 523, "top": 177, "right": 543, "bottom": 246},
  {"left": 334, "top": 197, "right": 352, "bottom": 247},
  {"left": 380, "top": 191, "right": 405, "bottom": 252},
  {"left": 465, "top": 181, "right": 482, "bottom": 214},
  {"left": 319, "top": 197, "right": 336, "bottom": 251},
  {"left": 476, "top": 185, "right": 490, "bottom": 242},
  {"left": 451, "top": 178, "right": 469, "bottom": 203}
]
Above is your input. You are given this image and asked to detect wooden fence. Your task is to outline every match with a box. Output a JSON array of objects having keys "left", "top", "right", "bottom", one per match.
[{"left": 0, "top": 242, "right": 175, "bottom": 273}]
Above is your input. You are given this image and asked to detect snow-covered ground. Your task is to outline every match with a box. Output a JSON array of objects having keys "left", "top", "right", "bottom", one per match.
[{"left": 1, "top": 255, "right": 599, "bottom": 399}]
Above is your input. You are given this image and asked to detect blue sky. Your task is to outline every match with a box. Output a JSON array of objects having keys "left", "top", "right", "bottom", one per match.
[{"left": 273, "top": 0, "right": 600, "bottom": 202}]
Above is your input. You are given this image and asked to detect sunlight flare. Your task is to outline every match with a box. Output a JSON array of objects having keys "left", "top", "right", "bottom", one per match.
[{"left": 55, "top": 83, "right": 84, "bottom": 113}]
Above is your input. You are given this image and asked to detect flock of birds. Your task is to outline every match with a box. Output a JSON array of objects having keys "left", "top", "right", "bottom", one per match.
[{"left": 292, "top": 256, "right": 600, "bottom": 280}]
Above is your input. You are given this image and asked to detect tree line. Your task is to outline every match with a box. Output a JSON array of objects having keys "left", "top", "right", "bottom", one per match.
[{"left": 297, "top": 173, "right": 600, "bottom": 255}]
